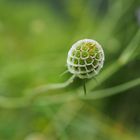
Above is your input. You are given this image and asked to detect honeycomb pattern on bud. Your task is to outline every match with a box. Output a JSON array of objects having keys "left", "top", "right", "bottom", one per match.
[{"left": 67, "top": 39, "right": 105, "bottom": 79}]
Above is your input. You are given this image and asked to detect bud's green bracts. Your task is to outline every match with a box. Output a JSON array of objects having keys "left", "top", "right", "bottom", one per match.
[{"left": 67, "top": 39, "right": 104, "bottom": 79}]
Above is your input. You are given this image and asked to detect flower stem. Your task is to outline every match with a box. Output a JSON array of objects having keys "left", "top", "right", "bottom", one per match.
[{"left": 83, "top": 79, "right": 87, "bottom": 95}]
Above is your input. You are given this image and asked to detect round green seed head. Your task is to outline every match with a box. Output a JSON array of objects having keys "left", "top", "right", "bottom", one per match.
[{"left": 67, "top": 39, "right": 105, "bottom": 79}]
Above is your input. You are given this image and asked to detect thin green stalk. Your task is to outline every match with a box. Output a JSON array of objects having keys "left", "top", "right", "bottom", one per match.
[
  {"left": 118, "top": 29, "right": 140, "bottom": 65},
  {"left": 35, "top": 77, "right": 140, "bottom": 106},
  {"left": 0, "top": 75, "right": 75, "bottom": 109},
  {"left": 83, "top": 79, "right": 87, "bottom": 95},
  {"left": 83, "top": 78, "right": 140, "bottom": 100},
  {"left": 27, "top": 75, "right": 75, "bottom": 97}
]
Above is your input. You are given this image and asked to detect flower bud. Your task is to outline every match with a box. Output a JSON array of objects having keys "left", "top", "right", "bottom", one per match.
[{"left": 67, "top": 39, "right": 105, "bottom": 79}]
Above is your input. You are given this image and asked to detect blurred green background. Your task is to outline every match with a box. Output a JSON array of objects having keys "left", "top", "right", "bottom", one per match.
[{"left": 0, "top": 0, "right": 140, "bottom": 140}]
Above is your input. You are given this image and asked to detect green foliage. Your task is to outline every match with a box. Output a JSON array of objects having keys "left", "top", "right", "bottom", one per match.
[{"left": 0, "top": 0, "right": 140, "bottom": 140}]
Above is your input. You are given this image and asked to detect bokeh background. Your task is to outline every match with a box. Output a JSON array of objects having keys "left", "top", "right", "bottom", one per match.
[{"left": 0, "top": 0, "right": 140, "bottom": 140}]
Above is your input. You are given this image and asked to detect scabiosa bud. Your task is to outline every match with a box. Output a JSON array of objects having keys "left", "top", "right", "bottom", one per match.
[{"left": 67, "top": 39, "right": 105, "bottom": 79}]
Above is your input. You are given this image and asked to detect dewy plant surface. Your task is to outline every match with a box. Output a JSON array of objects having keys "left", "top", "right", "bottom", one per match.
[{"left": 67, "top": 39, "right": 105, "bottom": 79}]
